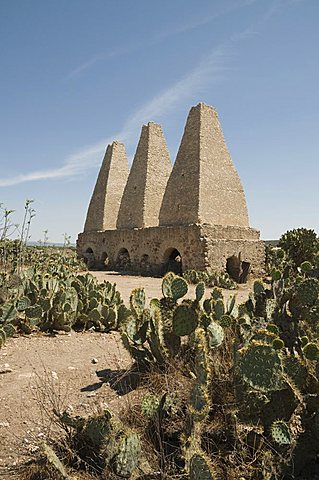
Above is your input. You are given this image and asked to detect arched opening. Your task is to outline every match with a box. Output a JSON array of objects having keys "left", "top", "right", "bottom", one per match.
[
  {"left": 83, "top": 247, "right": 96, "bottom": 269},
  {"left": 163, "top": 248, "right": 182, "bottom": 275},
  {"left": 140, "top": 254, "right": 151, "bottom": 275},
  {"left": 226, "top": 253, "right": 251, "bottom": 283},
  {"left": 101, "top": 252, "right": 109, "bottom": 270},
  {"left": 116, "top": 248, "right": 131, "bottom": 271}
]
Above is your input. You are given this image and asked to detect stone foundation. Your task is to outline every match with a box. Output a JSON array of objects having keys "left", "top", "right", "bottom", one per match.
[{"left": 77, "top": 224, "right": 264, "bottom": 277}]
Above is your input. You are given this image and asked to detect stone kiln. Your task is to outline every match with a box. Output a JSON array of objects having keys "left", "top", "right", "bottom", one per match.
[{"left": 77, "top": 103, "right": 264, "bottom": 277}]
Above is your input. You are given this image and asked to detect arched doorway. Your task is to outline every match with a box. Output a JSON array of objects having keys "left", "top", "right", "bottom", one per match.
[
  {"left": 163, "top": 248, "right": 182, "bottom": 275},
  {"left": 100, "top": 252, "right": 109, "bottom": 270},
  {"left": 116, "top": 248, "right": 131, "bottom": 271},
  {"left": 83, "top": 247, "right": 96, "bottom": 269}
]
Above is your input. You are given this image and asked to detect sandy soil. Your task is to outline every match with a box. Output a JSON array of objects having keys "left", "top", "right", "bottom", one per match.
[
  {"left": 0, "top": 273, "right": 252, "bottom": 478},
  {"left": 93, "top": 271, "right": 253, "bottom": 305}
]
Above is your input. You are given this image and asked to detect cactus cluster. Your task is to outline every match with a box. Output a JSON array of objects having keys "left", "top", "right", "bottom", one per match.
[
  {"left": 183, "top": 269, "right": 236, "bottom": 289},
  {"left": 0, "top": 266, "right": 124, "bottom": 341},
  {"left": 54, "top": 408, "right": 141, "bottom": 478},
  {"left": 120, "top": 274, "right": 231, "bottom": 374},
  {"left": 5, "top": 228, "right": 319, "bottom": 479}
]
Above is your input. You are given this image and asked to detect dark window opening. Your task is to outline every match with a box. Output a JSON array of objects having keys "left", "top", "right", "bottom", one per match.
[
  {"left": 163, "top": 248, "right": 182, "bottom": 275},
  {"left": 226, "top": 253, "right": 251, "bottom": 283}
]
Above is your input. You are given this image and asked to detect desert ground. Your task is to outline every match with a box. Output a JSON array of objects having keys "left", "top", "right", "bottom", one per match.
[{"left": 0, "top": 272, "right": 252, "bottom": 478}]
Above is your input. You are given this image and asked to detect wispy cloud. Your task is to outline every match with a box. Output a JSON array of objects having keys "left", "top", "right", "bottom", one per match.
[
  {"left": 0, "top": 0, "right": 300, "bottom": 188},
  {"left": 0, "top": 141, "right": 109, "bottom": 187},
  {"left": 66, "top": 46, "right": 131, "bottom": 78},
  {"left": 0, "top": 44, "right": 231, "bottom": 188},
  {"left": 66, "top": 0, "right": 258, "bottom": 79},
  {"left": 155, "top": 0, "right": 258, "bottom": 41}
]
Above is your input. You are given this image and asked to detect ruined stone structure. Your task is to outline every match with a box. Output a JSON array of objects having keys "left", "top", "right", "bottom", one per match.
[{"left": 77, "top": 103, "right": 264, "bottom": 277}]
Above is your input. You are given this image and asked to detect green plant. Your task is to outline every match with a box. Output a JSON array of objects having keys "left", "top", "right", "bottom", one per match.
[{"left": 279, "top": 228, "right": 319, "bottom": 268}]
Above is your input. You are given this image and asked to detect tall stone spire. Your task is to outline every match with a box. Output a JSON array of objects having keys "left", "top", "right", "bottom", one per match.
[
  {"left": 159, "top": 103, "right": 249, "bottom": 227},
  {"left": 84, "top": 141, "right": 129, "bottom": 231},
  {"left": 116, "top": 122, "right": 172, "bottom": 229}
]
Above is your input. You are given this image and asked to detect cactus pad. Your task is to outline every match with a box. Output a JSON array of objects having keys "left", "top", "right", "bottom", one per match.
[
  {"left": 272, "top": 338, "right": 285, "bottom": 350},
  {"left": 195, "top": 282, "right": 205, "bottom": 302},
  {"left": 253, "top": 280, "right": 265, "bottom": 296},
  {"left": 112, "top": 430, "right": 141, "bottom": 477},
  {"left": 206, "top": 321, "right": 224, "bottom": 348},
  {"left": 130, "top": 287, "right": 145, "bottom": 316},
  {"left": 16, "top": 296, "right": 31, "bottom": 311},
  {"left": 303, "top": 342, "right": 319, "bottom": 361},
  {"left": 172, "top": 305, "right": 198, "bottom": 336},
  {"left": 171, "top": 276, "right": 188, "bottom": 301},
  {"left": 189, "top": 452, "right": 215, "bottom": 480},
  {"left": 161, "top": 272, "right": 176, "bottom": 298},
  {"left": 239, "top": 343, "right": 284, "bottom": 392},
  {"left": 213, "top": 299, "right": 225, "bottom": 320},
  {"left": 283, "top": 355, "right": 308, "bottom": 391},
  {"left": 271, "top": 420, "right": 291, "bottom": 445},
  {"left": 42, "top": 443, "right": 70, "bottom": 479},
  {"left": 141, "top": 394, "right": 160, "bottom": 418}
]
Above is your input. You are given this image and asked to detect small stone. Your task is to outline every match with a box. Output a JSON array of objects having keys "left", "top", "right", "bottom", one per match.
[
  {"left": 0, "top": 364, "right": 12, "bottom": 374},
  {"left": 0, "top": 422, "right": 10, "bottom": 427},
  {"left": 51, "top": 371, "right": 58, "bottom": 380},
  {"left": 91, "top": 358, "right": 98, "bottom": 364}
]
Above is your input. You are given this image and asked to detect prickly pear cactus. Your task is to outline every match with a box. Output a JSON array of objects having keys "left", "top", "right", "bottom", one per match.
[
  {"left": 195, "top": 281, "right": 205, "bottom": 302},
  {"left": 42, "top": 443, "right": 71, "bottom": 479},
  {"left": 130, "top": 287, "right": 145, "bottom": 317},
  {"left": 206, "top": 321, "right": 224, "bottom": 348},
  {"left": 303, "top": 342, "right": 319, "bottom": 361},
  {"left": 141, "top": 394, "right": 160, "bottom": 418},
  {"left": 172, "top": 304, "right": 198, "bottom": 336},
  {"left": 171, "top": 277, "right": 188, "bottom": 301},
  {"left": 111, "top": 430, "right": 141, "bottom": 478},
  {"left": 239, "top": 343, "right": 284, "bottom": 392},
  {"left": 189, "top": 452, "right": 216, "bottom": 480},
  {"left": 271, "top": 420, "right": 291, "bottom": 445},
  {"left": 188, "top": 383, "right": 210, "bottom": 421},
  {"left": 162, "top": 272, "right": 176, "bottom": 298}
]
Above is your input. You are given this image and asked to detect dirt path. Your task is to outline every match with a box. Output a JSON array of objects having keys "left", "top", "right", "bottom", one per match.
[{"left": 0, "top": 273, "right": 252, "bottom": 477}]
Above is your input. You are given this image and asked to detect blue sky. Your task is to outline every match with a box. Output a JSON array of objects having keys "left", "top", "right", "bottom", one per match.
[{"left": 0, "top": 0, "right": 318, "bottom": 243}]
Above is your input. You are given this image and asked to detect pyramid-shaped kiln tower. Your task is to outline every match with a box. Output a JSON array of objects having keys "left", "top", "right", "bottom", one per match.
[
  {"left": 78, "top": 103, "right": 264, "bottom": 277},
  {"left": 117, "top": 122, "right": 172, "bottom": 229},
  {"left": 159, "top": 103, "right": 249, "bottom": 227},
  {"left": 84, "top": 141, "right": 129, "bottom": 231}
]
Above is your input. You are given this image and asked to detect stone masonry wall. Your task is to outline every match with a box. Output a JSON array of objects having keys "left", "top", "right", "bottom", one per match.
[
  {"left": 77, "top": 224, "right": 264, "bottom": 276},
  {"left": 159, "top": 103, "right": 249, "bottom": 227},
  {"left": 84, "top": 142, "right": 129, "bottom": 231},
  {"left": 79, "top": 103, "right": 265, "bottom": 278}
]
